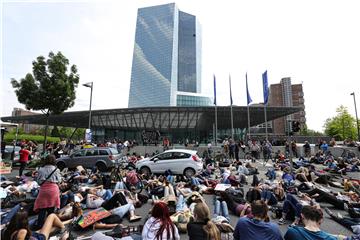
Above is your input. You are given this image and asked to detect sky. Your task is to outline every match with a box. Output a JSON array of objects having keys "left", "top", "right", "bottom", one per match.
[{"left": 1, "top": 0, "right": 360, "bottom": 132}]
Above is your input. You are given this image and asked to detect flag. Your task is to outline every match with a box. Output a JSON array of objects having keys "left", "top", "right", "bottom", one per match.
[
  {"left": 213, "top": 75, "right": 217, "bottom": 105},
  {"left": 262, "top": 70, "right": 269, "bottom": 105},
  {"left": 246, "top": 73, "right": 252, "bottom": 105},
  {"left": 229, "top": 75, "right": 233, "bottom": 105}
]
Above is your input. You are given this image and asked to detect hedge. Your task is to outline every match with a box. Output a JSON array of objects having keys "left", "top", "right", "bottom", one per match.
[{"left": 3, "top": 133, "right": 60, "bottom": 144}]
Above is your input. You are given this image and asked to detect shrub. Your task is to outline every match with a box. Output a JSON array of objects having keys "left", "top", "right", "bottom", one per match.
[{"left": 3, "top": 133, "right": 60, "bottom": 144}]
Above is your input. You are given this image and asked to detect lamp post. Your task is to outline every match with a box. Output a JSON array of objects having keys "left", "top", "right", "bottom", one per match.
[
  {"left": 351, "top": 92, "right": 360, "bottom": 141},
  {"left": 83, "top": 82, "right": 93, "bottom": 130}
]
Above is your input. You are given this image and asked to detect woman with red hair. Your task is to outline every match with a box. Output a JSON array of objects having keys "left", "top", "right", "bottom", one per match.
[{"left": 142, "top": 202, "right": 180, "bottom": 240}]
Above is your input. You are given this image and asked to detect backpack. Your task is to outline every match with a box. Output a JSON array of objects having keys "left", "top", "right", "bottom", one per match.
[
  {"left": 126, "top": 171, "right": 139, "bottom": 186},
  {"left": 225, "top": 188, "right": 245, "bottom": 204},
  {"left": 246, "top": 188, "right": 261, "bottom": 203},
  {"left": 101, "top": 175, "right": 112, "bottom": 190}
]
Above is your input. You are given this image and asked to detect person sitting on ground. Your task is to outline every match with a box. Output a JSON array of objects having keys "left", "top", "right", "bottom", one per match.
[
  {"left": 187, "top": 202, "right": 220, "bottom": 240},
  {"left": 278, "top": 192, "right": 319, "bottom": 226},
  {"left": 233, "top": 200, "right": 282, "bottom": 240},
  {"left": 142, "top": 201, "right": 180, "bottom": 240},
  {"left": 284, "top": 205, "right": 338, "bottom": 240},
  {"left": 3, "top": 208, "right": 69, "bottom": 240}
]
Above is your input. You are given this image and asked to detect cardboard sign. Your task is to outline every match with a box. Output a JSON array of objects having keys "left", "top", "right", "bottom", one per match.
[
  {"left": 214, "top": 183, "right": 232, "bottom": 192},
  {"left": 0, "top": 161, "right": 12, "bottom": 174},
  {"left": 77, "top": 207, "right": 111, "bottom": 228}
]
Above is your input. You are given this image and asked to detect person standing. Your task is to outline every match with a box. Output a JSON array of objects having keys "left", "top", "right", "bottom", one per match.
[
  {"left": 19, "top": 145, "right": 31, "bottom": 177},
  {"left": 34, "top": 155, "right": 62, "bottom": 229}
]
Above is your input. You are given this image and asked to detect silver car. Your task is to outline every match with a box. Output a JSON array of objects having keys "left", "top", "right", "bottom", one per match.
[
  {"left": 56, "top": 147, "right": 120, "bottom": 171},
  {"left": 136, "top": 149, "right": 203, "bottom": 177},
  {"left": 3, "top": 145, "right": 21, "bottom": 162}
]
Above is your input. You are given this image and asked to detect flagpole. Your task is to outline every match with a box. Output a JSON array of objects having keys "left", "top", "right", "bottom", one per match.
[
  {"left": 214, "top": 75, "right": 218, "bottom": 146},
  {"left": 264, "top": 104, "right": 268, "bottom": 140},
  {"left": 262, "top": 70, "right": 269, "bottom": 141},
  {"left": 247, "top": 104, "right": 251, "bottom": 141},
  {"left": 215, "top": 104, "right": 218, "bottom": 146},
  {"left": 229, "top": 75, "right": 234, "bottom": 140}
]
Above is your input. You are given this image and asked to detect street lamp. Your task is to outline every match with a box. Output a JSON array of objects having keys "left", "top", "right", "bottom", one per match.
[
  {"left": 83, "top": 82, "right": 93, "bottom": 130},
  {"left": 350, "top": 92, "right": 360, "bottom": 141}
]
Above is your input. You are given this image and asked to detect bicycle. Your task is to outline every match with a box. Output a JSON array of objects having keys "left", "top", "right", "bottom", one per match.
[{"left": 109, "top": 155, "right": 128, "bottom": 183}]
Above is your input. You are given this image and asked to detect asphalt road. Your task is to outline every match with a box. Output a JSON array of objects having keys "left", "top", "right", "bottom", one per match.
[{"left": 5, "top": 159, "right": 354, "bottom": 239}]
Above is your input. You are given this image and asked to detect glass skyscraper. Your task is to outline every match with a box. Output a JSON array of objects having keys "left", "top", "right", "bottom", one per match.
[{"left": 128, "top": 3, "right": 209, "bottom": 108}]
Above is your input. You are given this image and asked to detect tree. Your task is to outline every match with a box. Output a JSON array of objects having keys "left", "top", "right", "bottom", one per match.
[
  {"left": 11, "top": 51, "right": 79, "bottom": 149},
  {"left": 323, "top": 105, "right": 357, "bottom": 140},
  {"left": 51, "top": 126, "right": 60, "bottom": 137},
  {"left": 300, "top": 124, "right": 324, "bottom": 136}
]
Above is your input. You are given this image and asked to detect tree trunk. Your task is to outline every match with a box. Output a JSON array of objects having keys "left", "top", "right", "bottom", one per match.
[{"left": 43, "top": 113, "right": 49, "bottom": 154}]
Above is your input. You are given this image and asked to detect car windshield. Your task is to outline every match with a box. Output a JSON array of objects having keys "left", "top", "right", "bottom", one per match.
[
  {"left": 5, "top": 146, "right": 21, "bottom": 151},
  {"left": 110, "top": 148, "right": 119, "bottom": 155}
]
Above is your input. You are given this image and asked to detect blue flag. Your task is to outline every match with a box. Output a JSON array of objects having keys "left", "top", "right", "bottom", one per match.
[
  {"left": 246, "top": 73, "right": 252, "bottom": 105},
  {"left": 229, "top": 75, "right": 233, "bottom": 105},
  {"left": 262, "top": 70, "right": 269, "bottom": 105},
  {"left": 213, "top": 75, "right": 217, "bottom": 105}
]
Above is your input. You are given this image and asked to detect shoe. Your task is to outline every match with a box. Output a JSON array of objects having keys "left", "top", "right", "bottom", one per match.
[
  {"left": 130, "top": 215, "right": 142, "bottom": 222},
  {"left": 278, "top": 218, "right": 286, "bottom": 225},
  {"left": 105, "top": 224, "right": 124, "bottom": 238},
  {"left": 337, "top": 212, "right": 343, "bottom": 219},
  {"left": 324, "top": 207, "right": 334, "bottom": 217},
  {"left": 59, "top": 230, "right": 69, "bottom": 240}
]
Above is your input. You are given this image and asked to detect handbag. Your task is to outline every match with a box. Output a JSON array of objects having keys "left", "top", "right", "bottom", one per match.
[{"left": 39, "top": 167, "right": 58, "bottom": 186}]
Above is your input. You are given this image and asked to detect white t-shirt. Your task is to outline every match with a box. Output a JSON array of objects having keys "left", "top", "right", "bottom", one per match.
[
  {"left": 142, "top": 217, "right": 180, "bottom": 240},
  {"left": 86, "top": 194, "right": 104, "bottom": 209}
]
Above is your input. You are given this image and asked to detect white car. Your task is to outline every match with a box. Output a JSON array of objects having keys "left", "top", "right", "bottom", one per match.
[{"left": 136, "top": 149, "right": 203, "bottom": 177}]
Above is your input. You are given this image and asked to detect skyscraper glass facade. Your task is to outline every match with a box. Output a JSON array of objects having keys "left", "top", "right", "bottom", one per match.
[
  {"left": 178, "top": 11, "right": 197, "bottom": 93},
  {"left": 128, "top": 3, "right": 178, "bottom": 108},
  {"left": 177, "top": 94, "right": 212, "bottom": 107},
  {"left": 128, "top": 3, "right": 209, "bottom": 108}
]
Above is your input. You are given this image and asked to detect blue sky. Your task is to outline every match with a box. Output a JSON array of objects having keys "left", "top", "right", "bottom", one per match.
[{"left": 2, "top": 0, "right": 360, "bottom": 132}]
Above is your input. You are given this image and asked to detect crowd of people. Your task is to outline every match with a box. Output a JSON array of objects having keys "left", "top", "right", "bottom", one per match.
[{"left": 0, "top": 137, "right": 360, "bottom": 240}]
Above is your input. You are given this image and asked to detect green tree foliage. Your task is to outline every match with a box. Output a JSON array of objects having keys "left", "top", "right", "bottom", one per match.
[
  {"left": 11, "top": 51, "right": 79, "bottom": 147},
  {"left": 51, "top": 126, "right": 60, "bottom": 137},
  {"left": 323, "top": 105, "right": 357, "bottom": 140},
  {"left": 73, "top": 128, "right": 86, "bottom": 140},
  {"left": 300, "top": 124, "right": 324, "bottom": 136},
  {"left": 58, "top": 127, "right": 85, "bottom": 140}
]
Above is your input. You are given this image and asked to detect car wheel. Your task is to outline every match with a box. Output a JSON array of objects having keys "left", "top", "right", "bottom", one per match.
[
  {"left": 96, "top": 162, "right": 107, "bottom": 172},
  {"left": 57, "top": 161, "right": 66, "bottom": 171},
  {"left": 140, "top": 166, "right": 151, "bottom": 176},
  {"left": 184, "top": 168, "right": 195, "bottom": 178},
  {"left": 126, "top": 163, "right": 136, "bottom": 170}
]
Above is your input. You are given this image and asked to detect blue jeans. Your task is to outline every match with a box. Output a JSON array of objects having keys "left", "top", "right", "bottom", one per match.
[
  {"left": 191, "top": 177, "right": 200, "bottom": 186},
  {"left": 60, "top": 192, "right": 75, "bottom": 208},
  {"left": 112, "top": 203, "right": 135, "bottom": 218},
  {"left": 114, "top": 181, "right": 128, "bottom": 190},
  {"left": 1, "top": 203, "right": 21, "bottom": 225},
  {"left": 176, "top": 195, "right": 186, "bottom": 211},
  {"left": 214, "top": 200, "right": 230, "bottom": 222},
  {"left": 36, "top": 207, "right": 55, "bottom": 229},
  {"left": 102, "top": 190, "right": 113, "bottom": 201},
  {"left": 261, "top": 190, "right": 278, "bottom": 205},
  {"left": 283, "top": 194, "right": 302, "bottom": 218},
  {"left": 167, "top": 175, "right": 175, "bottom": 184}
]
